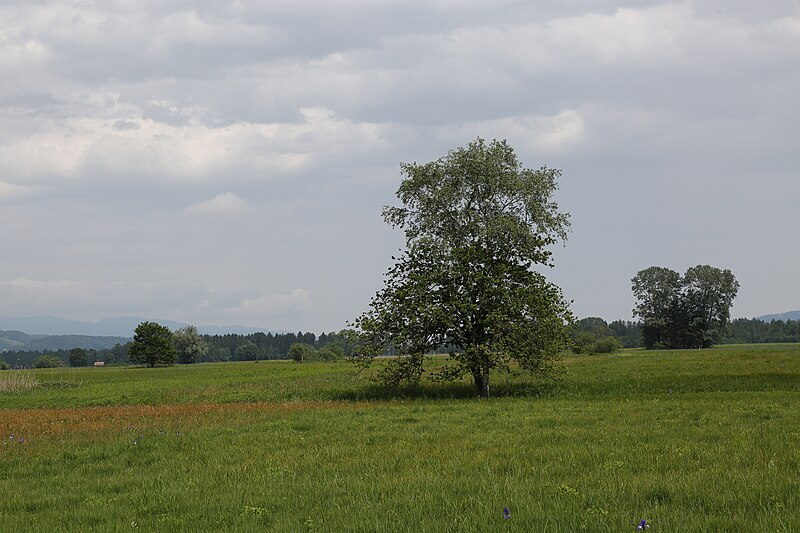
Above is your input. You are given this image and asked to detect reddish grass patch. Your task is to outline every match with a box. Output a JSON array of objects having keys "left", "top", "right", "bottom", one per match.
[{"left": 0, "top": 400, "right": 365, "bottom": 440}]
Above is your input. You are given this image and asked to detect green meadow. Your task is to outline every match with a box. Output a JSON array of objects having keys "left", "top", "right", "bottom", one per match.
[{"left": 1, "top": 344, "right": 799, "bottom": 531}]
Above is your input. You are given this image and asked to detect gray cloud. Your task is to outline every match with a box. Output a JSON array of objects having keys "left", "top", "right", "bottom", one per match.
[
  {"left": 112, "top": 119, "right": 141, "bottom": 131},
  {"left": 0, "top": 0, "right": 798, "bottom": 330}
]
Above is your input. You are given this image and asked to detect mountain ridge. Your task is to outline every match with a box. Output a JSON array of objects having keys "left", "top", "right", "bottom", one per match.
[
  {"left": 0, "top": 330, "right": 130, "bottom": 352},
  {"left": 757, "top": 310, "right": 800, "bottom": 322},
  {"left": 0, "top": 315, "right": 286, "bottom": 338}
]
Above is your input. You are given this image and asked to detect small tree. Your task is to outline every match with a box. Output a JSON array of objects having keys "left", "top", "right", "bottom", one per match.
[
  {"left": 106, "top": 342, "right": 130, "bottom": 366},
  {"left": 33, "top": 355, "right": 63, "bottom": 368},
  {"left": 317, "top": 343, "right": 344, "bottom": 362},
  {"left": 289, "top": 343, "right": 316, "bottom": 363},
  {"left": 235, "top": 340, "right": 260, "bottom": 361},
  {"left": 129, "top": 322, "right": 177, "bottom": 367},
  {"left": 173, "top": 325, "right": 208, "bottom": 364},
  {"left": 68, "top": 348, "right": 89, "bottom": 367}
]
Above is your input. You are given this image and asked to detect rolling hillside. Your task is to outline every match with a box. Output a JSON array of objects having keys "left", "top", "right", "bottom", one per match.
[{"left": 0, "top": 330, "right": 129, "bottom": 352}]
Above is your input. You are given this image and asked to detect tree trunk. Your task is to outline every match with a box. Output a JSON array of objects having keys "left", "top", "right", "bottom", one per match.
[{"left": 473, "top": 369, "right": 490, "bottom": 398}]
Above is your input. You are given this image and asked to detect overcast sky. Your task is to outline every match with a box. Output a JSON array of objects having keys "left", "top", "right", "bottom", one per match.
[{"left": 1, "top": 0, "right": 798, "bottom": 332}]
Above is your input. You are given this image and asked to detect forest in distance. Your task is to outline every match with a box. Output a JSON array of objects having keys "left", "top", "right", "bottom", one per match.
[
  {"left": 1, "top": 316, "right": 799, "bottom": 369},
  {"left": 0, "top": 329, "right": 350, "bottom": 369},
  {"left": 570, "top": 317, "right": 800, "bottom": 353}
]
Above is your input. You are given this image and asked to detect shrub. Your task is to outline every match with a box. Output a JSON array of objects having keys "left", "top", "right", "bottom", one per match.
[
  {"left": 592, "top": 336, "right": 623, "bottom": 354},
  {"left": 32, "top": 355, "right": 64, "bottom": 368},
  {"left": 317, "top": 343, "right": 344, "bottom": 362},
  {"left": 234, "top": 341, "right": 260, "bottom": 361},
  {"left": 289, "top": 343, "right": 316, "bottom": 363},
  {"left": 571, "top": 332, "right": 597, "bottom": 354},
  {"left": 572, "top": 335, "right": 623, "bottom": 355}
]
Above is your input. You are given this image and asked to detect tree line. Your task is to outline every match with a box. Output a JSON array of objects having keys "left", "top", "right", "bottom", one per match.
[
  {"left": 4, "top": 315, "right": 796, "bottom": 369},
  {"left": 721, "top": 318, "right": 800, "bottom": 344},
  {"left": 0, "top": 328, "right": 353, "bottom": 368},
  {"left": 569, "top": 316, "right": 800, "bottom": 352}
]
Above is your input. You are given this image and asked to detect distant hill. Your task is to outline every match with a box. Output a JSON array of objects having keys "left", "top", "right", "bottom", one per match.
[
  {"left": 0, "top": 330, "right": 129, "bottom": 352},
  {"left": 0, "top": 315, "right": 282, "bottom": 337},
  {"left": 758, "top": 310, "right": 800, "bottom": 322}
]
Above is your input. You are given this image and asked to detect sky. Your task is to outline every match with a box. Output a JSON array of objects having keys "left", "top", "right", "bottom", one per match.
[{"left": 1, "top": 0, "right": 798, "bottom": 333}]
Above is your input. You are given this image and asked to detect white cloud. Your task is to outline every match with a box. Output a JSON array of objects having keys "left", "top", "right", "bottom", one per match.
[
  {"left": 0, "top": 277, "right": 313, "bottom": 327},
  {"left": 0, "top": 0, "right": 798, "bottom": 329},
  {"left": 0, "top": 39, "right": 49, "bottom": 69},
  {"left": 0, "top": 180, "right": 43, "bottom": 200},
  {"left": 441, "top": 109, "right": 585, "bottom": 152},
  {"left": 0, "top": 277, "right": 199, "bottom": 320},
  {"left": 183, "top": 192, "right": 250, "bottom": 216},
  {"left": 0, "top": 103, "right": 390, "bottom": 183},
  {"left": 237, "top": 289, "right": 312, "bottom": 316},
  {"left": 191, "top": 288, "right": 314, "bottom": 326}
]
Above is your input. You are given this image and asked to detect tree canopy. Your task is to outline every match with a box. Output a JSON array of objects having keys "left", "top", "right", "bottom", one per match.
[
  {"left": 129, "top": 321, "right": 177, "bottom": 367},
  {"left": 570, "top": 317, "right": 623, "bottom": 354},
  {"left": 173, "top": 325, "right": 208, "bottom": 364},
  {"left": 32, "top": 355, "right": 63, "bottom": 368},
  {"left": 353, "top": 138, "right": 572, "bottom": 397},
  {"left": 68, "top": 348, "right": 88, "bottom": 367},
  {"left": 289, "top": 342, "right": 316, "bottom": 363},
  {"left": 632, "top": 265, "right": 739, "bottom": 349}
]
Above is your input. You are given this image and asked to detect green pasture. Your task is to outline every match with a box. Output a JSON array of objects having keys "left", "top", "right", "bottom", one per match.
[{"left": 1, "top": 344, "right": 799, "bottom": 531}]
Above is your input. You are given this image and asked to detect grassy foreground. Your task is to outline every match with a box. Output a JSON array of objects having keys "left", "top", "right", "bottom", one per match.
[{"left": 1, "top": 344, "right": 799, "bottom": 531}]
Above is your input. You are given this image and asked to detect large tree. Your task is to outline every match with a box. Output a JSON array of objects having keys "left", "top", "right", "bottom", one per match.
[
  {"left": 631, "top": 266, "right": 683, "bottom": 349},
  {"left": 682, "top": 265, "right": 740, "bottom": 348},
  {"left": 632, "top": 265, "right": 739, "bottom": 349},
  {"left": 353, "top": 138, "right": 572, "bottom": 398},
  {"left": 129, "top": 322, "right": 177, "bottom": 367}
]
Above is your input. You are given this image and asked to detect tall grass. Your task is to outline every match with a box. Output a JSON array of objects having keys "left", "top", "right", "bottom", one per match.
[
  {"left": 0, "top": 371, "right": 38, "bottom": 392},
  {"left": 1, "top": 344, "right": 799, "bottom": 408}
]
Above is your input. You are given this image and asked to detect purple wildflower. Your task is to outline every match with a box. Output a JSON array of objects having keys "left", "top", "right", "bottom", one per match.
[
  {"left": 637, "top": 519, "right": 650, "bottom": 529},
  {"left": 503, "top": 507, "right": 511, "bottom": 520}
]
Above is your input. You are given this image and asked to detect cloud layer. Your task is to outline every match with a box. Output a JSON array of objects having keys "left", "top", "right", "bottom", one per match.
[{"left": 1, "top": 1, "right": 798, "bottom": 330}]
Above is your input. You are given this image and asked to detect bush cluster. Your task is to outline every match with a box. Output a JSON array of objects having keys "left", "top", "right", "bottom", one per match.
[{"left": 571, "top": 334, "right": 623, "bottom": 355}]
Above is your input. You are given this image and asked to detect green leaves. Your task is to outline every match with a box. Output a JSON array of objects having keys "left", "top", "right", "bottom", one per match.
[
  {"left": 129, "top": 321, "right": 177, "bottom": 367},
  {"left": 353, "top": 138, "right": 572, "bottom": 397},
  {"left": 68, "top": 348, "right": 89, "bottom": 367},
  {"left": 173, "top": 325, "right": 209, "bottom": 364},
  {"left": 632, "top": 265, "right": 739, "bottom": 349},
  {"left": 385, "top": 139, "right": 569, "bottom": 267}
]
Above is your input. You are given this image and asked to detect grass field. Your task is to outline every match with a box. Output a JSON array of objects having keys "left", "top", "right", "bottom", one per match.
[{"left": 1, "top": 344, "right": 799, "bottom": 531}]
